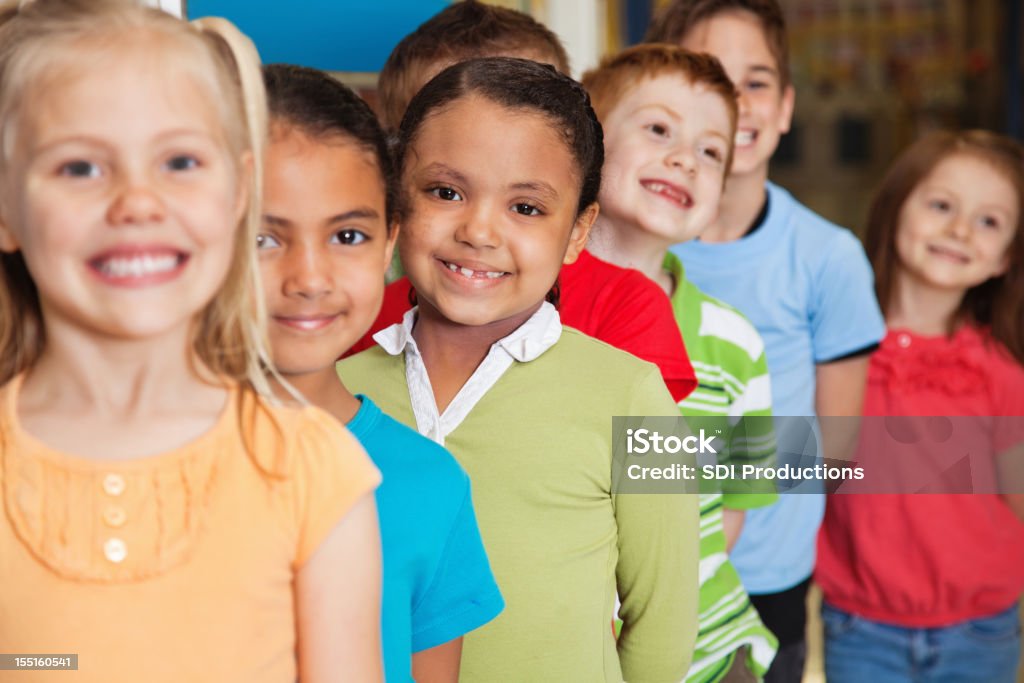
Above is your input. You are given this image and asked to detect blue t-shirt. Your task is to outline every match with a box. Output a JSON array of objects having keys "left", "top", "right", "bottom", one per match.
[
  {"left": 349, "top": 396, "right": 504, "bottom": 682},
  {"left": 672, "top": 181, "right": 885, "bottom": 594}
]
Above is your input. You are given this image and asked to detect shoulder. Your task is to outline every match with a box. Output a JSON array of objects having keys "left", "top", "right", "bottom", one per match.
[
  {"left": 768, "top": 182, "right": 864, "bottom": 255},
  {"left": 544, "top": 329, "right": 671, "bottom": 401},
  {"left": 338, "top": 346, "right": 403, "bottom": 382},
  {"left": 241, "top": 391, "right": 371, "bottom": 479},
  {"left": 678, "top": 276, "right": 766, "bottom": 363},
  {"left": 563, "top": 251, "right": 662, "bottom": 308},
  {"left": 553, "top": 327, "right": 662, "bottom": 373},
  {"left": 356, "top": 400, "right": 470, "bottom": 497}
]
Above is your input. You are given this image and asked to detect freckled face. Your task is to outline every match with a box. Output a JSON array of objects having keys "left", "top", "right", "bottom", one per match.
[
  {"left": 599, "top": 75, "right": 733, "bottom": 244},
  {"left": 398, "top": 95, "right": 591, "bottom": 328}
]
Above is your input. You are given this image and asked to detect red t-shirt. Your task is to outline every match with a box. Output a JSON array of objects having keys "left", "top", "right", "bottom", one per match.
[
  {"left": 346, "top": 250, "right": 697, "bottom": 401},
  {"left": 816, "top": 325, "right": 1024, "bottom": 627}
]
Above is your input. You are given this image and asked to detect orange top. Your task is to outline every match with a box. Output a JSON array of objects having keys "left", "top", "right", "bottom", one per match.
[{"left": 0, "top": 375, "right": 380, "bottom": 682}]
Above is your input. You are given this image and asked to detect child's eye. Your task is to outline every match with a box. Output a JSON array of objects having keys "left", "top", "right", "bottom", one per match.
[
  {"left": 165, "top": 155, "right": 200, "bottom": 172},
  {"left": 512, "top": 203, "right": 542, "bottom": 217},
  {"left": 429, "top": 186, "right": 463, "bottom": 201},
  {"left": 927, "top": 199, "right": 952, "bottom": 212},
  {"left": 699, "top": 145, "right": 724, "bottom": 163},
  {"left": 978, "top": 215, "right": 1002, "bottom": 230},
  {"left": 59, "top": 160, "right": 101, "bottom": 178},
  {"left": 746, "top": 80, "right": 769, "bottom": 91},
  {"left": 256, "top": 233, "right": 281, "bottom": 250},
  {"left": 645, "top": 123, "right": 670, "bottom": 138},
  {"left": 330, "top": 229, "right": 368, "bottom": 245}
]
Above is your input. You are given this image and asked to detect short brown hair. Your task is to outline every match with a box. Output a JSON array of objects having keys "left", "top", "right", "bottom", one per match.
[
  {"left": 582, "top": 44, "right": 739, "bottom": 174},
  {"left": 865, "top": 130, "right": 1024, "bottom": 365},
  {"left": 377, "top": 0, "right": 569, "bottom": 131},
  {"left": 645, "top": 0, "right": 790, "bottom": 88}
]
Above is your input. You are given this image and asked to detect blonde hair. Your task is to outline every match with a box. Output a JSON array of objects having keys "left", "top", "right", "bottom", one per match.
[{"left": 0, "top": 0, "right": 275, "bottom": 398}]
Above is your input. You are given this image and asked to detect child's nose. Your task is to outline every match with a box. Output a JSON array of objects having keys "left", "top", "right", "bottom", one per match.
[
  {"left": 667, "top": 146, "right": 697, "bottom": 175},
  {"left": 455, "top": 205, "right": 501, "bottom": 248},
  {"left": 283, "top": 246, "right": 333, "bottom": 299},
  {"left": 947, "top": 215, "right": 972, "bottom": 241},
  {"left": 106, "top": 182, "right": 166, "bottom": 226}
]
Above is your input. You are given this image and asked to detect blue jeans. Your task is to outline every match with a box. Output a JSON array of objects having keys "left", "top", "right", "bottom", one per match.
[{"left": 823, "top": 602, "right": 1021, "bottom": 683}]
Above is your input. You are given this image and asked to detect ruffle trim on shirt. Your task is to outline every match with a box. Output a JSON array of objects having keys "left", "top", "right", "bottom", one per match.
[
  {"left": 872, "top": 328, "right": 989, "bottom": 397},
  {"left": 2, "top": 379, "right": 231, "bottom": 583}
]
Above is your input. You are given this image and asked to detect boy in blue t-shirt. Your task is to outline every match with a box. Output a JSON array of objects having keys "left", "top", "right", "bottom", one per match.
[
  {"left": 259, "top": 64, "right": 503, "bottom": 682},
  {"left": 647, "top": 2, "right": 885, "bottom": 681}
]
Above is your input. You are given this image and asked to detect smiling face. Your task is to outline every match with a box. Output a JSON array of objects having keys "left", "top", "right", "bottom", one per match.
[
  {"left": 398, "top": 94, "right": 593, "bottom": 329},
  {"left": 598, "top": 74, "right": 733, "bottom": 245},
  {"left": 680, "top": 9, "right": 793, "bottom": 180},
  {"left": 0, "top": 50, "right": 246, "bottom": 345},
  {"left": 259, "top": 126, "right": 394, "bottom": 378},
  {"left": 895, "top": 153, "right": 1018, "bottom": 293}
]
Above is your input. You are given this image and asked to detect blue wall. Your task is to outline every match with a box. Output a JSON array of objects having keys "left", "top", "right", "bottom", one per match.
[{"left": 188, "top": 1, "right": 449, "bottom": 73}]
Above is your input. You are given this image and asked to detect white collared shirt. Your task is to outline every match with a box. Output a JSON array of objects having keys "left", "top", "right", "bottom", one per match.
[{"left": 373, "top": 302, "right": 562, "bottom": 445}]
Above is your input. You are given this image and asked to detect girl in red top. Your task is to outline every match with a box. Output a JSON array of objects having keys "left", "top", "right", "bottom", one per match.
[{"left": 816, "top": 130, "right": 1024, "bottom": 683}]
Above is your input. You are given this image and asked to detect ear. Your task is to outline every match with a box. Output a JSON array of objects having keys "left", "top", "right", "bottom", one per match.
[
  {"left": 234, "top": 150, "right": 254, "bottom": 224},
  {"left": 384, "top": 222, "right": 400, "bottom": 268},
  {"left": 0, "top": 197, "right": 20, "bottom": 253},
  {"left": 563, "top": 202, "right": 599, "bottom": 265},
  {"left": 778, "top": 85, "right": 796, "bottom": 136}
]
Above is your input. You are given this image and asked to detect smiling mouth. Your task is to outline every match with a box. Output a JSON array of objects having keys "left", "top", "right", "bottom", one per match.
[
  {"left": 88, "top": 249, "right": 189, "bottom": 286},
  {"left": 273, "top": 314, "right": 342, "bottom": 332},
  {"left": 927, "top": 245, "right": 969, "bottom": 264},
  {"left": 640, "top": 180, "right": 693, "bottom": 209},
  {"left": 735, "top": 129, "right": 758, "bottom": 147},
  {"left": 440, "top": 259, "right": 509, "bottom": 280}
]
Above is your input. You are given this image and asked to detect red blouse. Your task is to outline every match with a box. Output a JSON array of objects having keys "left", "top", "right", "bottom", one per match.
[{"left": 816, "top": 325, "right": 1024, "bottom": 626}]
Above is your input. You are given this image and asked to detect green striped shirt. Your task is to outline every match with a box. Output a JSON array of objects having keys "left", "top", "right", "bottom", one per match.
[{"left": 666, "top": 252, "right": 780, "bottom": 683}]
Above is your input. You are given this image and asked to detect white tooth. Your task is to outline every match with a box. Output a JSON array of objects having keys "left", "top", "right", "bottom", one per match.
[
  {"left": 486, "top": 271, "right": 502, "bottom": 279},
  {"left": 459, "top": 266, "right": 475, "bottom": 277},
  {"left": 447, "top": 262, "right": 458, "bottom": 272}
]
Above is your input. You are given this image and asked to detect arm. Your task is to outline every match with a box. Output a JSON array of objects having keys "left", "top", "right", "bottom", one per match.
[
  {"left": 616, "top": 370, "right": 700, "bottom": 682},
  {"left": 412, "top": 638, "right": 463, "bottom": 683},
  {"left": 723, "top": 508, "right": 745, "bottom": 552},
  {"left": 816, "top": 355, "right": 870, "bottom": 467},
  {"left": 296, "top": 493, "right": 383, "bottom": 683}
]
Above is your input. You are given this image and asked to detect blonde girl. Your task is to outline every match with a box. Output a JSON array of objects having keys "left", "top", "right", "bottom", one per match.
[
  {"left": 817, "top": 130, "right": 1024, "bottom": 683},
  {"left": 0, "top": 1, "right": 382, "bottom": 681}
]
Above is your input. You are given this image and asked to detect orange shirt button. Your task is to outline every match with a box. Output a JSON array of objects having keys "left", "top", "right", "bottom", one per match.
[
  {"left": 102, "top": 473, "right": 126, "bottom": 497},
  {"left": 103, "top": 537, "right": 127, "bottom": 564},
  {"left": 103, "top": 506, "right": 127, "bottom": 528}
]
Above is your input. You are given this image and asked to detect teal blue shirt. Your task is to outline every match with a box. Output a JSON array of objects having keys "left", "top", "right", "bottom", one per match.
[{"left": 349, "top": 396, "right": 503, "bottom": 681}]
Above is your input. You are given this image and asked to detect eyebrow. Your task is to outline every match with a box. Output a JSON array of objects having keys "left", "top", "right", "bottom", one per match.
[
  {"left": 33, "top": 129, "right": 216, "bottom": 156},
  {"left": 262, "top": 207, "right": 380, "bottom": 228},
  {"left": 419, "top": 162, "right": 560, "bottom": 202},
  {"left": 631, "top": 104, "right": 683, "bottom": 122},
  {"left": 749, "top": 65, "right": 779, "bottom": 77},
  {"left": 417, "top": 162, "right": 470, "bottom": 187},
  {"left": 510, "top": 180, "right": 560, "bottom": 202}
]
